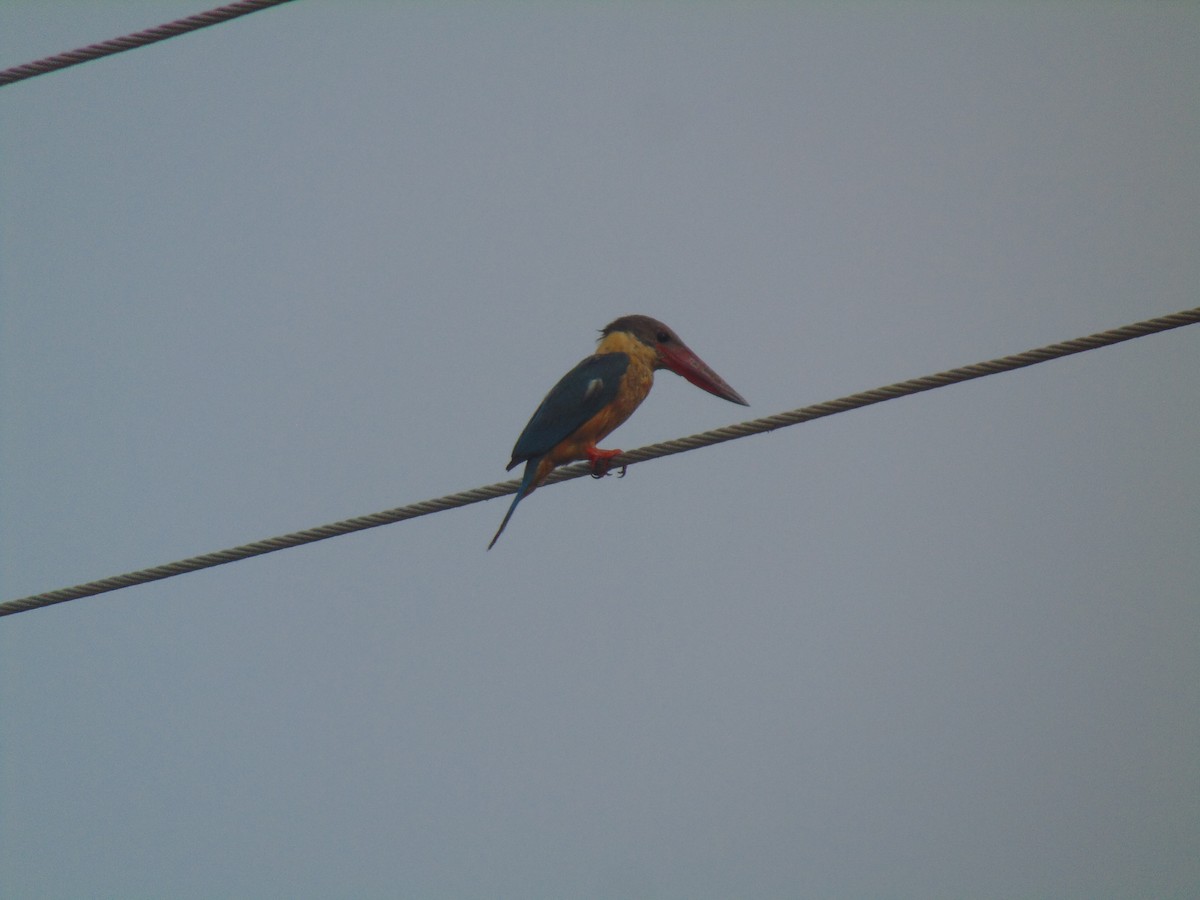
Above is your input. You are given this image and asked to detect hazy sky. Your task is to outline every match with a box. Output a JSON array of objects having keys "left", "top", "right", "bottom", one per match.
[{"left": 2, "top": 2, "right": 1198, "bottom": 897}]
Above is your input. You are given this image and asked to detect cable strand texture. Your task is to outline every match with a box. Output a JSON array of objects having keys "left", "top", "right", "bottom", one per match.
[
  {"left": 2, "top": 306, "right": 1197, "bottom": 617},
  {"left": 0, "top": 0, "right": 297, "bottom": 86}
]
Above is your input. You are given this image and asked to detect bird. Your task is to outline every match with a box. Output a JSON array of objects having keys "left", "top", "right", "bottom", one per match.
[{"left": 488, "top": 314, "right": 748, "bottom": 549}]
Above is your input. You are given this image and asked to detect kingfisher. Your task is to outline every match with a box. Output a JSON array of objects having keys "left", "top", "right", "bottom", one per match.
[{"left": 488, "top": 314, "right": 748, "bottom": 548}]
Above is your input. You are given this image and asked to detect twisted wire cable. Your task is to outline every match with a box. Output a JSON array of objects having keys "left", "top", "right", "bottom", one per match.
[
  {"left": 0, "top": 0, "right": 298, "bottom": 87},
  {"left": 2, "top": 306, "right": 1197, "bottom": 618}
]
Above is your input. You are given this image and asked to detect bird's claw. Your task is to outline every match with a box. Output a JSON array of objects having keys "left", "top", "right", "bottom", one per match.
[
  {"left": 585, "top": 446, "right": 624, "bottom": 479},
  {"left": 590, "top": 462, "right": 628, "bottom": 480}
]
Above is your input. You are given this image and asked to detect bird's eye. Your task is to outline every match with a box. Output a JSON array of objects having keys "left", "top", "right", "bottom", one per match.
[{"left": 656, "top": 331, "right": 670, "bottom": 343}]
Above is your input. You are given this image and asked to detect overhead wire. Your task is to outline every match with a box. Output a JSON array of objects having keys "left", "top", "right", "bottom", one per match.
[
  {"left": 2, "top": 306, "right": 1197, "bottom": 619},
  {"left": 0, "top": 0, "right": 300, "bottom": 87}
]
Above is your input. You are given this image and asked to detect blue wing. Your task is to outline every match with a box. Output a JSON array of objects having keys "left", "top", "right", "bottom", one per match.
[{"left": 507, "top": 352, "right": 630, "bottom": 468}]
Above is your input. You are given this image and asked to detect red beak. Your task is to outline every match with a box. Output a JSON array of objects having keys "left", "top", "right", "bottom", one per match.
[{"left": 658, "top": 342, "right": 749, "bottom": 406}]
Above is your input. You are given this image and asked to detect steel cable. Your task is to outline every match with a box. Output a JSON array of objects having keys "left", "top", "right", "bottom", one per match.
[
  {"left": 2, "top": 306, "right": 1197, "bottom": 618},
  {"left": 0, "top": 0, "right": 299, "bottom": 87}
]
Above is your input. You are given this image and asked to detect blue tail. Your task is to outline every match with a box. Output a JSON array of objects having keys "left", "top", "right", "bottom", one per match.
[{"left": 488, "top": 461, "right": 539, "bottom": 550}]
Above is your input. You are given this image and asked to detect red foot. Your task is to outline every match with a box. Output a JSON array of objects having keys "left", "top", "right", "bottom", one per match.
[{"left": 585, "top": 446, "right": 624, "bottom": 479}]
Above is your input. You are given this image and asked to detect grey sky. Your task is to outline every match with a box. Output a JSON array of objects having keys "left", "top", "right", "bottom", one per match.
[{"left": 2, "top": 3, "right": 1198, "bottom": 897}]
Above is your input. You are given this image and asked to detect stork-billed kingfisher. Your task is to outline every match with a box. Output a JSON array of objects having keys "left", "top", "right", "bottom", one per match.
[{"left": 488, "top": 315, "right": 748, "bottom": 549}]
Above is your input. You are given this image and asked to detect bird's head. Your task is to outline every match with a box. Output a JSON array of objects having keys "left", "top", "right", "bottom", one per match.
[{"left": 601, "top": 315, "right": 749, "bottom": 406}]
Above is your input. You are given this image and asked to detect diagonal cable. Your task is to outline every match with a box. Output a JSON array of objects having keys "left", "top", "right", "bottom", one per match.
[
  {"left": 2, "top": 306, "right": 1197, "bottom": 618},
  {"left": 0, "top": 0, "right": 299, "bottom": 87}
]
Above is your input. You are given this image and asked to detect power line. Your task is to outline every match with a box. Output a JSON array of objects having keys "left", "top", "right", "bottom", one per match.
[
  {"left": 0, "top": 0, "right": 300, "bottom": 87},
  {"left": 3, "top": 306, "right": 1196, "bottom": 619}
]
